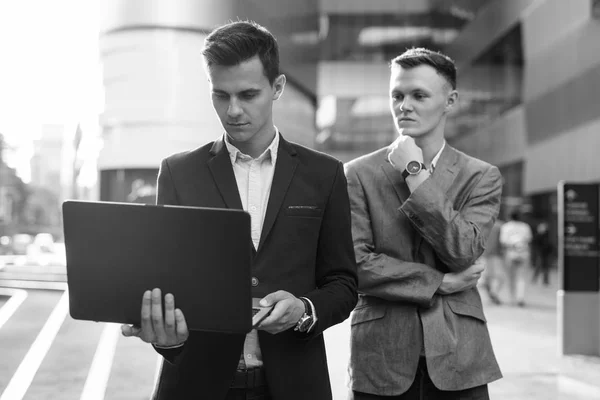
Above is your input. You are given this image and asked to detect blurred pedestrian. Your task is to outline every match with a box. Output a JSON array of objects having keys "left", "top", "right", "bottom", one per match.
[
  {"left": 532, "top": 221, "right": 552, "bottom": 286},
  {"left": 500, "top": 210, "right": 533, "bottom": 307},
  {"left": 345, "top": 47, "right": 502, "bottom": 400},
  {"left": 120, "top": 20, "right": 357, "bottom": 400},
  {"left": 482, "top": 219, "right": 506, "bottom": 305}
]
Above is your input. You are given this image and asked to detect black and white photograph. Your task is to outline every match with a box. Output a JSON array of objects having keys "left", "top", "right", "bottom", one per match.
[{"left": 1, "top": 1, "right": 600, "bottom": 399}]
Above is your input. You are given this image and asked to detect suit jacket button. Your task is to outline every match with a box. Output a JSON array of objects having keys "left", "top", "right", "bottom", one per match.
[{"left": 251, "top": 277, "right": 259, "bottom": 287}]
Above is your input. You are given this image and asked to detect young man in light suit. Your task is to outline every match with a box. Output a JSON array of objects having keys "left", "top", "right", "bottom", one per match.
[
  {"left": 120, "top": 21, "right": 358, "bottom": 400},
  {"left": 345, "top": 48, "right": 503, "bottom": 399}
]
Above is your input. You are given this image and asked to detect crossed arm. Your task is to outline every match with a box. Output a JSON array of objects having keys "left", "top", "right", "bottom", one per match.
[{"left": 401, "top": 165, "right": 503, "bottom": 272}]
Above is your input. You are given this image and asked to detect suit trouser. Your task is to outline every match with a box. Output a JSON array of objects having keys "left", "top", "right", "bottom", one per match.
[{"left": 351, "top": 357, "right": 489, "bottom": 400}]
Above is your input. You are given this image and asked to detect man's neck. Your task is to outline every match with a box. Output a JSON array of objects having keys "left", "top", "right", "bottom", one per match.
[
  {"left": 415, "top": 134, "right": 445, "bottom": 166},
  {"left": 229, "top": 126, "right": 276, "bottom": 159}
]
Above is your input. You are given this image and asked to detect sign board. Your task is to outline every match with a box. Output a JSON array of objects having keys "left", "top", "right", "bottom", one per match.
[{"left": 558, "top": 182, "right": 600, "bottom": 292}]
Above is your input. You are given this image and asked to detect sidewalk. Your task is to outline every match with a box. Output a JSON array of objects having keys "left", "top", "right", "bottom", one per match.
[
  {"left": 324, "top": 268, "right": 600, "bottom": 400},
  {"left": 483, "top": 269, "right": 600, "bottom": 399}
]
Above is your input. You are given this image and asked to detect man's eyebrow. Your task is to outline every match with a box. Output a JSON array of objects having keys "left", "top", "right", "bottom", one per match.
[
  {"left": 391, "top": 87, "right": 431, "bottom": 94},
  {"left": 212, "top": 88, "right": 261, "bottom": 95}
]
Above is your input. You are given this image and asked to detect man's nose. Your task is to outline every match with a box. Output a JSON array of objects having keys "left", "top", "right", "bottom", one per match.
[
  {"left": 399, "top": 98, "right": 412, "bottom": 112},
  {"left": 227, "top": 99, "right": 243, "bottom": 118}
]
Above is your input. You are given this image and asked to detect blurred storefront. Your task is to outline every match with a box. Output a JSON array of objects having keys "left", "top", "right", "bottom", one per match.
[
  {"left": 448, "top": 0, "right": 600, "bottom": 259},
  {"left": 98, "top": 0, "right": 318, "bottom": 203},
  {"left": 97, "top": 0, "right": 600, "bottom": 234}
]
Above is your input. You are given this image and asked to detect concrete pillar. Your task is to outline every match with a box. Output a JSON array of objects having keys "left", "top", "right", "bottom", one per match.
[{"left": 97, "top": 0, "right": 235, "bottom": 202}]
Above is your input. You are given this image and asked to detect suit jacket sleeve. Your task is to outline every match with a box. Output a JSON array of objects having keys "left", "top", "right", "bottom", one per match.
[
  {"left": 346, "top": 164, "right": 444, "bottom": 307},
  {"left": 152, "top": 158, "right": 186, "bottom": 364},
  {"left": 303, "top": 161, "right": 358, "bottom": 336},
  {"left": 400, "top": 165, "right": 503, "bottom": 272}
]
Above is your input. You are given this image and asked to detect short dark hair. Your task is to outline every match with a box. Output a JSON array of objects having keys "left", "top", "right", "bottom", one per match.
[
  {"left": 202, "top": 20, "right": 280, "bottom": 85},
  {"left": 391, "top": 47, "right": 457, "bottom": 89}
]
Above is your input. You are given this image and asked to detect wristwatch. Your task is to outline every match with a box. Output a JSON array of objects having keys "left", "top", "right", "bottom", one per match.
[
  {"left": 294, "top": 297, "right": 313, "bottom": 333},
  {"left": 401, "top": 161, "right": 426, "bottom": 180}
]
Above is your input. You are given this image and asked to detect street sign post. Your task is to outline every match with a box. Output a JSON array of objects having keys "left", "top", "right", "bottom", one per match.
[
  {"left": 560, "top": 183, "right": 600, "bottom": 291},
  {"left": 557, "top": 181, "right": 600, "bottom": 356}
]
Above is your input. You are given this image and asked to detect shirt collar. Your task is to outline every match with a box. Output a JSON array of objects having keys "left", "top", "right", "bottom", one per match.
[
  {"left": 224, "top": 127, "right": 280, "bottom": 164},
  {"left": 429, "top": 140, "right": 446, "bottom": 171}
]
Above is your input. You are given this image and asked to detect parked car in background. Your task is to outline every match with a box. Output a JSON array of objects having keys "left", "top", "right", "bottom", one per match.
[
  {"left": 0, "top": 234, "right": 33, "bottom": 267},
  {"left": 12, "top": 234, "right": 33, "bottom": 255},
  {"left": 0, "top": 235, "right": 12, "bottom": 255},
  {"left": 27, "top": 233, "right": 66, "bottom": 267},
  {"left": 0, "top": 233, "right": 66, "bottom": 268}
]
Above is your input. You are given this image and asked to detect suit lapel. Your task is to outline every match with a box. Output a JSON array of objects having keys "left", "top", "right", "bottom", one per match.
[
  {"left": 258, "top": 137, "right": 298, "bottom": 252},
  {"left": 428, "top": 145, "right": 459, "bottom": 196},
  {"left": 207, "top": 137, "right": 243, "bottom": 210}
]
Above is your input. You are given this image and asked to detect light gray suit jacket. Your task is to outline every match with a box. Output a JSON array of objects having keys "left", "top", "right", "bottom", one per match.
[{"left": 345, "top": 144, "right": 503, "bottom": 396}]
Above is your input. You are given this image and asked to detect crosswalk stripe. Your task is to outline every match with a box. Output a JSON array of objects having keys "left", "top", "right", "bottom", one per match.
[
  {"left": 0, "top": 288, "right": 28, "bottom": 330},
  {"left": 0, "top": 290, "right": 69, "bottom": 400},
  {"left": 80, "top": 323, "right": 121, "bottom": 400}
]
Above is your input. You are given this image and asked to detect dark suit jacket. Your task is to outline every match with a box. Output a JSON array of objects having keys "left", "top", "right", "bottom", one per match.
[
  {"left": 150, "top": 134, "right": 357, "bottom": 400},
  {"left": 345, "top": 144, "right": 503, "bottom": 396}
]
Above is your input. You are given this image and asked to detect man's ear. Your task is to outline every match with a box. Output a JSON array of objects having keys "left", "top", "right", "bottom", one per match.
[
  {"left": 272, "top": 74, "right": 286, "bottom": 100},
  {"left": 445, "top": 90, "right": 458, "bottom": 113}
]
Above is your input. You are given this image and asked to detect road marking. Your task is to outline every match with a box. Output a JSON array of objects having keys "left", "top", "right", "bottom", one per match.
[
  {"left": 151, "top": 355, "right": 163, "bottom": 398},
  {"left": 0, "top": 288, "right": 28, "bottom": 330},
  {"left": 0, "top": 280, "right": 67, "bottom": 291},
  {"left": 0, "top": 290, "right": 69, "bottom": 400},
  {"left": 80, "top": 323, "right": 121, "bottom": 400}
]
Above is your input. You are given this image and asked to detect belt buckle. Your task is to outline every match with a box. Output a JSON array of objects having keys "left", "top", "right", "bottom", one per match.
[{"left": 232, "top": 367, "right": 263, "bottom": 389}]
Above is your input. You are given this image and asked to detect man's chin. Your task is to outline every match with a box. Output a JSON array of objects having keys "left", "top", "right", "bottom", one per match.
[
  {"left": 225, "top": 130, "right": 251, "bottom": 143},
  {"left": 397, "top": 128, "right": 419, "bottom": 138}
]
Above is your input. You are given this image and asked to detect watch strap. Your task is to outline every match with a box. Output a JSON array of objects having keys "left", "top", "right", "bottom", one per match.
[{"left": 299, "top": 297, "right": 312, "bottom": 316}]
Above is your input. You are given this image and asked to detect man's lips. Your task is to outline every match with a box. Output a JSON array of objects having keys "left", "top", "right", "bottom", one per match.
[
  {"left": 227, "top": 122, "right": 249, "bottom": 127},
  {"left": 399, "top": 118, "right": 415, "bottom": 122}
]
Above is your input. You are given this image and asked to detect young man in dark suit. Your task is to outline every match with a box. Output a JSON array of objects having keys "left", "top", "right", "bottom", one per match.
[
  {"left": 346, "top": 48, "right": 503, "bottom": 399},
  {"left": 121, "top": 21, "right": 357, "bottom": 400}
]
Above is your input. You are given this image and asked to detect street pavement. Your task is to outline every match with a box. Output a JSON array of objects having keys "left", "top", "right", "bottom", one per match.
[
  {"left": 324, "top": 268, "right": 600, "bottom": 399},
  {"left": 1, "top": 268, "right": 600, "bottom": 399}
]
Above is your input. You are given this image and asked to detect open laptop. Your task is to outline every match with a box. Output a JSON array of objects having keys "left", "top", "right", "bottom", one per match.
[{"left": 62, "top": 200, "right": 272, "bottom": 334}]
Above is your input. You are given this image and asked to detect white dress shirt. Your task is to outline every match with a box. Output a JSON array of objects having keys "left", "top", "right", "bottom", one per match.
[
  {"left": 224, "top": 130, "right": 279, "bottom": 368},
  {"left": 224, "top": 129, "right": 317, "bottom": 369},
  {"left": 429, "top": 140, "right": 445, "bottom": 173}
]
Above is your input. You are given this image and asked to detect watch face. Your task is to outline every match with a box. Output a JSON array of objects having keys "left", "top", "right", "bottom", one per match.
[
  {"left": 406, "top": 161, "right": 422, "bottom": 174},
  {"left": 297, "top": 315, "right": 313, "bottom": 332}
]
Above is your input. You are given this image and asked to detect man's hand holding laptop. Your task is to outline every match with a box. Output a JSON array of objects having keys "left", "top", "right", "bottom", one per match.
[{"left": 121, "top": 288, "right": 189, "bottom": 347}]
